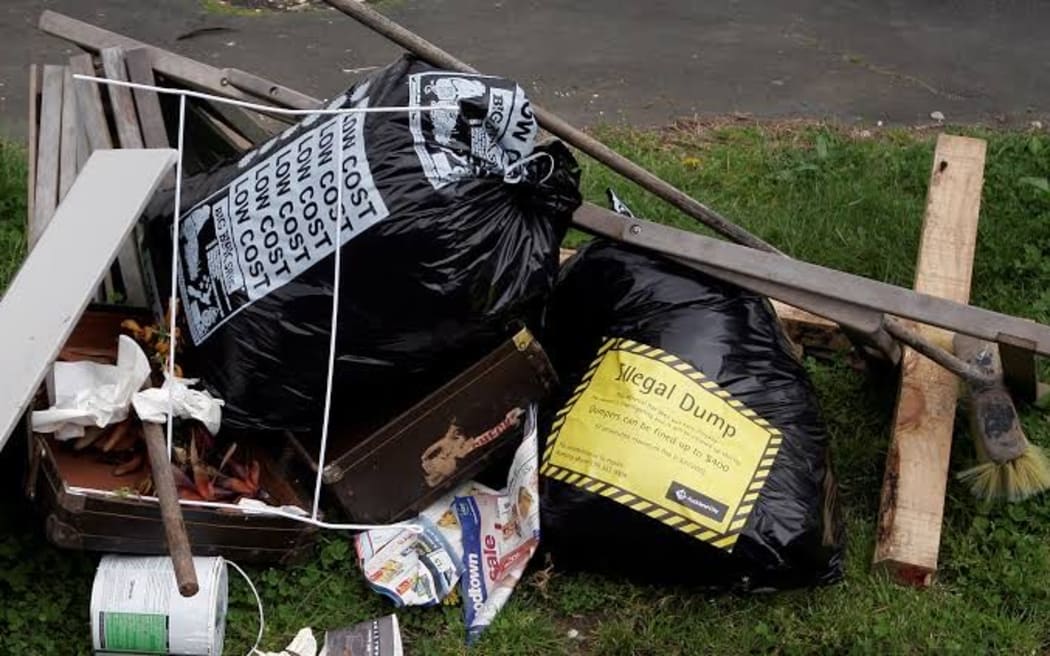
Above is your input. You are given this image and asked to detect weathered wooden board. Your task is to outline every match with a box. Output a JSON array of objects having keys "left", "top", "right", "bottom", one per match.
[
  {"left": 31, "top": 65, "right": 64, "bottom": 248},
  {"left": 58, "top": 66, "right": 80, "bottom": 202},
  {"left": 68, "top": 53, "right": 114, "bottom": 153},
  {"left": 124, "top": 48, "right": 169, "bottom": 149},
  {"left": 26, "top": 65, "right": 40, "bottom": 234},
  {"left": 0, "top": 149, "right": 177, "bottom": 453},
  {"left": 40, "top": 10, "right": 319, "bottom": 110},
  {"left": 99, "top": 47, "right": 144, "bottom": 149},
  {"left": 873, "top": 134, "right": 987, "bottom": 586}
]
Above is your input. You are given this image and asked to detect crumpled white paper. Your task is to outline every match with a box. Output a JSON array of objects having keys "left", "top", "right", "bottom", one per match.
[
  {"left": 132, "top": 376, "right": 224, "bottom": 435},
  {"left": 31, "top": 335, "right": 152, "bottom": 440},
  {"left": 31, "top": 335, "right": 225, "bottom": 438},
  {"left": 257, "top": 627, "right": 317, "bottom": 656}
]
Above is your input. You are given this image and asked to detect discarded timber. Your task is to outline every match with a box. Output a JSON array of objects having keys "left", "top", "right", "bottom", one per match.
[
  {"left": 320, "top": 0, "right": 911, "bottom": 362},
  {"left": 58, "top": 67, "right": 79, "bottom": 201},
  {"left": 31, "top": 64, "right": 63, "bottom": 248},
  {"left": 40, "top": 10, "right": 318, "bottom": 112},
  {"left": 26, "top": 65, "right": 39, "bottom": 236},
  {"left": 124, "top": 48, "right": 170, "bottom": 149},
  {"left": 873, "top": 134, "right": 986, "bottom": 586},
  {"left": 0, "top": 149, "right": 177, "bottom": 453},
  {"left": 570, "top": 203, "right": 1050, "bottom": 358}
]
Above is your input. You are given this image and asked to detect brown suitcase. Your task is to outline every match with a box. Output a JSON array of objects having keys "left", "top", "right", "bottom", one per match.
[
  {"left": 26, "top": 307, "right": 318, "bottom": 564},
  {"left": 292, "top": 328, "right": 558, "bottom": 524}
]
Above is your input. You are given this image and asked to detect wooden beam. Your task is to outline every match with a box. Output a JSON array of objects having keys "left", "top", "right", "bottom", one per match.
[
  {"left": 26, "top": 65, "right": 40, "bottom": 236},
  {"left": 96, "top": 47, "right": 150, "bottom": 307},
  {"left": 30, "top": 65, "right": 64, "bottom": 249},
  {"left": 124, "top": 48, "right": 169, "bottom": 148},
  {"left": 0, "top": 149, "right": 178, "bottom": 453},
  {"left": 99, "top": 47, "right": 144, "bottom": 149},
  {"left": 205, "top": 100, "right": 276, "bottom": 146},
  {"left": 39, "top": 10, "right": 319, "bottom": 110},
  {"left": 68, "top": 53, "right": 114, "bottom": 153},
  {"left": 559, "top": 246, "right": 847, "bottom": 354},
  {"left": 873, "top": 134, "right": 987, "bottom": 586},
  {"left": 58, "top": 66, "right": 79, "bottom": 202}
]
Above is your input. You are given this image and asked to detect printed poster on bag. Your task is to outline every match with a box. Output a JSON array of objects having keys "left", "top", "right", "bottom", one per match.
[
  {"left": 407, "top": 72, "right": 536, "bottom": 189},
  {"left": 541, "top": 338, "right": 784, "bottom": 551},
  {"left": 178, "top": 90, "right": 389, "bottom": 345}
]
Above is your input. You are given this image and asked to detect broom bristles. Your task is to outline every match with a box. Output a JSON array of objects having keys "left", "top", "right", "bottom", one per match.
[{"left": 958, "top": 444, "right": 1050, "bottom": 503}]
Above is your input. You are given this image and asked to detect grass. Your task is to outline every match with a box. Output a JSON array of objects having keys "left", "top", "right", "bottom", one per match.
[{"left": 2, "top": 122, "right": 1050, "bottom": 654}]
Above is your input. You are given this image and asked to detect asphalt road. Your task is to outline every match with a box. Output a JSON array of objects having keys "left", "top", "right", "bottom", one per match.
[{"left": 1, "top": 0, "right": 1048, "bottom": 141}]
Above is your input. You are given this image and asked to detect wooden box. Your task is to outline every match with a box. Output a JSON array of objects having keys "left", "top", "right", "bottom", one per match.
[
  {"left": 293, "top": 328, "right": 558, "bottom": 524},
  {"left": 26, "top": 307, "right": 318, "bottom": 564}
]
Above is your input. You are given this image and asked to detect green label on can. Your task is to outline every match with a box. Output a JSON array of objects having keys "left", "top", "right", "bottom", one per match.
[{"left": 100, "top": 612, "right": 168, "bottom": 653}]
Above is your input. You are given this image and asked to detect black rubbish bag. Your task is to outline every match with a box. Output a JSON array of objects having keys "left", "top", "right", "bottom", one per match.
[
  {"left": 539, "top": 241, "right": 843, "bottom": 590},
  {"left": 146, "top": 56, "right": 581, "bottom": 433}
]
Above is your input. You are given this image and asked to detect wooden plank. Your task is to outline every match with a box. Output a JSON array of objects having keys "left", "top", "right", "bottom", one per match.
[
  {"left": 0, "top": 149, "right": 178, "bottom": 453},
  {"left": 560, "top": 246, "right": 847, "bottom": 354},
  {"left": 873, "top": 134, "right": 987, "bottom": 586},
  {"left": 58, "top": 67, "right": 79, "bottom": 201},
  {"left": 68, "top": 53, "right": 114, "bottom": 152},
  {"left": 26, "top": 65, "right": 40, "bottom": 237},
  {"left": 39, "top": 10, "right": 320, "bottom": 110},
  {"left": 189, "top": 102, "right": 253, "bottom": 152},
  {"left": 124, "top": 48, "right": 169, "bottom": 148},
  {"left": 31, "top": 65, "right": 64, "bottom": 249},
  {"left": 205, "top": 100, "right": 276, "bottom": 146},
  {"left": 99, "top": 48, "right": 144, "bottom": 149},
  {"left": 224, "top": 67, "right": 321, "bottom": 112},
  {"left": 98, "top": 47, "right": 150, "bottom": 306}
]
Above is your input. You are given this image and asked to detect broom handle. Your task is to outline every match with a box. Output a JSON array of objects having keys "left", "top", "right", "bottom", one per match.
[
  {"left": 321, "top": 0, "right": 781, "bottom": 255},
  {"left": 143, "top": 423, "right": 199, "bottom": 597}
]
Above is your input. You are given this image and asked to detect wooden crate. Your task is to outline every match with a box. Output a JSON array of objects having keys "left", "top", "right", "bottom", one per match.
[{"left": 25, "top": 308, "right": 318, "bottom": 564}]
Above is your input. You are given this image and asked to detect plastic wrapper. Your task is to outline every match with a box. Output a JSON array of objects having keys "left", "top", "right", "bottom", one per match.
[
  {"left": 454, "top": 406, "right": 540, "bottom": 643},
  {"left": 354, "top": 481, "right": 484, "bottom": 607},
  {"left": 145, "top": 56, "right": 580, "bottom": 432},
  {"left": 538, "top": 241, "right": 843, "bottom": 590}
]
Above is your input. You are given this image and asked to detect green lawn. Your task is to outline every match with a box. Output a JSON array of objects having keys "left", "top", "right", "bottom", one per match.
[{"left": 2, "top": 124, "right": 1050, "bottom": 654}]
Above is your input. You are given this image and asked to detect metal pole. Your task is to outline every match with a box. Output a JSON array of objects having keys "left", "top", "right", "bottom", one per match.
[{"left": 320, "top": 0, "right": 781, "bottom": 254}]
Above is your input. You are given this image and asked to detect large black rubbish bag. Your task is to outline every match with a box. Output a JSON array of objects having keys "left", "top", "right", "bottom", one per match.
[
  {"left": 539, "top": 241, "right": 843, "bottom": 590},
  {"left": 146, "top": 56, "right": 581, "bottom": 432}
]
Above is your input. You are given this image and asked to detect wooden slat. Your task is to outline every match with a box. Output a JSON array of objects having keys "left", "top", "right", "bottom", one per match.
[
  {"left": 68, "top": 53, "right": 114, "bottom": 152},
  {"left": 0, "top": 149, "right": 178, "bottom": 453},
  {"left": 31, "top": 65, "right": 64, "bottom": 249},
  {"left": 99, "top": 47, "right": 144, "bottom": 149},
  {"left": 58, "top": 66, "right": 79, "bottom": 201},
  {"left": 190, "top": 102, "right": 253, "bottom": 152},
  {"left": 39, "top": 10, "right": 319, "bottom": 110},
  {"left": 124, "top": 48, "right": 169, "bottom": 148},
  {"left": 26, "top": 65, "right": 40, "bottom": 236},
  {"left": 224, "top": 67, "right": 321, "bottom": 111},
  {"left": 205, "top": 100, "right": 276, "bottom": 146},
  {"left": 873, "top": 134, "right": 987, "bottom": 586},
  {"left": 98, "top": 47, "right": 150, "bottom": 307}
]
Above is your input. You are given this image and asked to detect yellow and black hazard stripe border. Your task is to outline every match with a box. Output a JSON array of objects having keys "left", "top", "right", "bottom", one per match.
[{"left": 540, "top": 337, "right": 785, "bottom": 552}]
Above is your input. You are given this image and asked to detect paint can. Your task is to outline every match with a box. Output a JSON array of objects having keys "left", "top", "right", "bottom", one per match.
[{"left": 90, "top": 555, "right": 228, "bottom": 656}]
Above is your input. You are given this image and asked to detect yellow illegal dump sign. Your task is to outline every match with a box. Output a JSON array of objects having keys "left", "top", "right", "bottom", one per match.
[{"left": 540, "top": 338, "right": 783, "bottom": 551}]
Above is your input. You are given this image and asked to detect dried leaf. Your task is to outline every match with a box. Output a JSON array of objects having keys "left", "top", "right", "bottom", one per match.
[{"left": 112, "top": 453, "right": 144, "bottom": 477}]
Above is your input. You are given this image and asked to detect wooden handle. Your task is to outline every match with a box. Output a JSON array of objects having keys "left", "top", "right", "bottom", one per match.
[{"left": 142, "top": 423, "right": 199, "bottom": 597}]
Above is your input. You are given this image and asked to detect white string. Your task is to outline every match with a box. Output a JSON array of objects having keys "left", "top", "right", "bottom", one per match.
[
  {"left": 311, "top": 117, "right": 345, "bottom": 521},
  {"left": 166, "top": 95, "right": 186, "bottom": 456},
  {"left": 65, "top": 487, "right": 423, "bottom": 533},
  {"left": 72, "top": 74, "right": 456, "bottom": 116},
  {"left": 226, "top": 560, "right": 265, "bottom": 656}
]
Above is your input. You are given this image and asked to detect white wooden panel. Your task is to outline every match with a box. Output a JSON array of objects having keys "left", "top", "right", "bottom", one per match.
[{"left": 0, "top": 149, "right": 177, "bottom": 452}]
